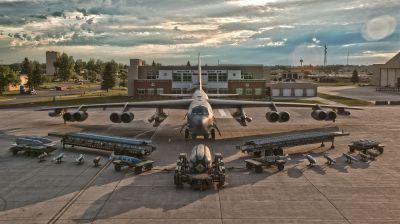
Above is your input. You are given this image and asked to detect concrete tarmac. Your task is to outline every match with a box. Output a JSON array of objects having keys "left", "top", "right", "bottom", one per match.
[{"left": 0, "top": 106, "right": 399, "bottom": 223}]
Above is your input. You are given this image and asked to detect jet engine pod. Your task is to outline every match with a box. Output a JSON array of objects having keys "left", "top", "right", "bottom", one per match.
[
  {"left": 121, "top": 112, "right": 134, "bottom": 123},
  {"left": 279, "top": 111, "right": 290, "bottom": 122},
  {"left": 326, "top": 111, "right": 337, "bottom": 121},
  {"left": 110, "top": 112, "right": 122, "bottom": 123},
  {"left": 311, "top": 110, "right": 327, "bottom": 120},
  {"left": 73, "top": 111, "right": 88, "bottom": 122},
  {"left": 266, "top": 111, "right": 280, "bottom": 122},
  {"left": 337, "top": 107, "right": 351, "bottom": 116},
  {"left": 48, "top": 111, "right": 62, "bottom": 117},
  {"left": 63, "top": 112, "right": 75, "bottom": 122}
]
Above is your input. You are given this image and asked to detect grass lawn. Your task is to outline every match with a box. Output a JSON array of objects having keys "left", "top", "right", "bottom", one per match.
[{"left": 317, "top": 92, "right": 371, "bottom": 106}]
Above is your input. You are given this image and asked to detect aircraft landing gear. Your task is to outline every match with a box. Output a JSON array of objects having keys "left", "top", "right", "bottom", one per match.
[
  {"left": 211, "top": 129, "right": 216, "bottom": 140},
  {"left": 184, "top": 129, "right": 189, "bottom": 140}
]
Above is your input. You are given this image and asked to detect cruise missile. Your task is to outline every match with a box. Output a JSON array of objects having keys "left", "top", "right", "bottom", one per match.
[
  {"left": 343, "top": 153, "right": 359, "bottom": 163},
  {"left": 53, "top": 153, "right": 64, "bottom": 164},
  {"left": 75, "top": 154, "right": 85, "bottom": 164},
  {"left": 323, "top": 154, "right": 336, "bottom": 165},
  {"left": 38, "top": 152, "right": 48, "bottom": 162},
  {"left": 305, "top": 154, "right": 317, "bottom": 167},
  {"left": 93, "top": 156, "right": 101, "bottom": 167}
]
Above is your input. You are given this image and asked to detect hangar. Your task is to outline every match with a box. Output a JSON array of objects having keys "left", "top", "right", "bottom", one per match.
[{"left": 372, "top": 52, "right": 400, "bottom": 91}]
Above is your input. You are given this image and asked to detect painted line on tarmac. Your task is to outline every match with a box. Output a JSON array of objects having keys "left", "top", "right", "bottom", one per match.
[{"left": 47, "top": 159, "right": 113, "bottom": 224}]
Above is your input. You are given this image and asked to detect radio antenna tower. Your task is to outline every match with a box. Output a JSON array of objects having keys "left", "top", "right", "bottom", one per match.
[{"left": 323, "top": 45, "right": 327, "bottom": 66}]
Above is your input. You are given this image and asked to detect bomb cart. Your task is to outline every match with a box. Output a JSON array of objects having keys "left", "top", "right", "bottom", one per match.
[
  {"left": 112, "top": 154, "right": 154, "bottom": 174},
  {"left": 174, "top": 144, "right": 226, "bottom": 190},
  {"left": 348, "top": 139, "right": 384, "bottom": 154},
  {"left": 9, "top": 137, "right": 57, "bottom": 156},
  {"left": 245, "top": 155, "right": 289, "bottom": 173}
]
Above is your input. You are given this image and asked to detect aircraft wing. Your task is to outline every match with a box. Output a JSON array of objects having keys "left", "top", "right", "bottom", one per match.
[
  {"left": 36, "top": 99, "right": 194, "bottom": 111},
  {"left": 208, "top": 99, "right": 363, "bottom": 110}
]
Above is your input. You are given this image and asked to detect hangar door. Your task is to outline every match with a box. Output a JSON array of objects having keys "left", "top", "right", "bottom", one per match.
[
  {"left": 282, "top": 89, "right": 291, "bottom": 97},
  {"left": 294, "top": 89, "right": 304, "bottom": 97},
  {"left": 306, "top": 89, "right": 315, "bottom": 96},
  {"left": 272, "top": 89, "right": 280, "bottom": 97}
]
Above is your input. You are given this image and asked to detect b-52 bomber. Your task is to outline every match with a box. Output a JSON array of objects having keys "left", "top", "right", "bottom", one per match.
[{"left": 38, "top": 54, "right": 361, "bottom": 140}]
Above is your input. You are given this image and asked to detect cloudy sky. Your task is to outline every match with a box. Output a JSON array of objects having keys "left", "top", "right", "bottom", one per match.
[{"left": 0, "top": 0, "right": 399, "bottom": 65}]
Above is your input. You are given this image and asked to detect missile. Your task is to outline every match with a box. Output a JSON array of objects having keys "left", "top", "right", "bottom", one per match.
[
  {"left": 38, "top": 152, "right": 48, "bottom": 162},
  {"left": 305, "top": 154, "right": 317, "bottom": 167},
  {"left": 93, "top": 156, "right": 101, "bottom": 167},
  {"left": 53, "top": 153, "right": 64, "bottom": 164},
  {"left": 75, "top": 154, "right": 85, "bottom": 164},
  {"left": 323, "top": 154, "right": 336, "bottom": 165},
  {"left": 343, "top": 153, "right": 359, "bottom": 163}
]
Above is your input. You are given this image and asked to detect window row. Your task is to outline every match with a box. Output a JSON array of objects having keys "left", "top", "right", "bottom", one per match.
[
  {"left": 235, "top": 88, "right": 263, "bottom": 95},
  {"left": 137, "top": 88, "right": 164, "bottom": 96}
]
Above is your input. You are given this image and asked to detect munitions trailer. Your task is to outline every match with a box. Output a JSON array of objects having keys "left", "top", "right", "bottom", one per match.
[
  {"left": 245, "top": 155, "right": 287, "bottom": 173},
  {"left": 349, "top": 139, "right": 384, "bottom": 154}
]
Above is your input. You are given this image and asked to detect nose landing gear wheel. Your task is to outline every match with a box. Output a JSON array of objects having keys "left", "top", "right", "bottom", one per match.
[{"left": 211, "top": 129, "right": 216, "bottom": 140}]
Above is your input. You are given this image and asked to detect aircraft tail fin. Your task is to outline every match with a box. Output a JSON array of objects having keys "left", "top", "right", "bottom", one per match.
[{"left": 198, "top": 53, "right": 202, "bottom": 91}]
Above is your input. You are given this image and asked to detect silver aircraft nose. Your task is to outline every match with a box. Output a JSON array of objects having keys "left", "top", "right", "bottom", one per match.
[{"left": 190, "top": 115, "right": 208, "bottom": 133}]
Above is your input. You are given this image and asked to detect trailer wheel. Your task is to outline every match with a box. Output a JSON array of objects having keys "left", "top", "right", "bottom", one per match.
[
  {"left": 217, "top": 175, "right": 225, "bottom": 188},
  {"left": 255, "top": 165, "right": 263, "bottom": 173},
  {"left": 254, "top": 151, "right": 261, "bottom": 157},
  {"left": 274, "top": 147, "right": 284, "bottom": 156},
  {"left": 246, "top": 162, "right": 253, "bottom": 170},
  {"left": 376, "top": 147, "right": 384, "bottom": 154},
  {"left": 174, "top": 173, "right": 183, "bottom": 188},
  {"left": 145, "top": 163, "right": 153, "bottom": 171},
  {"left": 134, "top": 166, "right": 143, "bottom": 174},
  {"left": 277, "top": 164, "right": 284, "bottom": 171},
  {"left": 114, "top": 164, "right": 121, "bottom": 171}
]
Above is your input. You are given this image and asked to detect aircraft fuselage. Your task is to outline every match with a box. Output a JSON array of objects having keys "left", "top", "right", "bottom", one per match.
[{"left": 185, "top": 89, "right": 217, "bottom": 139}]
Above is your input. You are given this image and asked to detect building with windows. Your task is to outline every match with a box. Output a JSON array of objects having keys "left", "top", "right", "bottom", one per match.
[
  {"left": 46, "top": 51, "right": 60, "bottom": 76},
  {"left": 127, "top": 58, "right": 318, "bottom": 98},
  {"left": 127, "top": 59, "right": 268, "bottom": 98},
  {"left": 372, "top": 52, "right": 400, "bottom": 90}
]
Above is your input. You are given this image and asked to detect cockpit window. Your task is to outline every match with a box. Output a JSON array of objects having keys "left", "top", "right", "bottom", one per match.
[{"left": 191, "top": 106, "right": 209, "bottom": 115}]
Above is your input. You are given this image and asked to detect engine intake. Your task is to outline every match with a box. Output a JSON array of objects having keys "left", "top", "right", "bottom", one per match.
[
  {"left": 73, "top": 111, "right": 88, "bottom": 122},
  {"left": 266, "top": 111, "right": 279, "bottom": 122},
  {"left": 326, "top": 111, "right": 337, "bottom": 121},
  {"left": 311, "top": 110, "right": 337, "bottom": 121},
  {"left": 279, "top": 111, "right": 290, "bottom": 122},
  {"left": 63, "top": 112, "right": 75, "bottom": 122},
  {"left": 110, "top": 112, "right": 135, "bottom": 123},
  {"left": 311, "top": 110, "right": 327, "bottom": 120},
  {"left": 110, "top": 112, "right": 122, "bottom": 123},
  {"left": 121, "top": 112, "right": 134, "bottom": 123}
]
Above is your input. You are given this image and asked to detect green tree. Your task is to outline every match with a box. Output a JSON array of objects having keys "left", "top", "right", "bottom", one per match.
[
  {"left": 28, "top": 61, "right": 43, "bottom": 88},
  {"left": 54, "top": 53, "right": 75, "bottom": 81},
  {"left": 118, "top": 69, "right": 128, "bottom": 87},
  {"left": 74, "top": 59, "right": 85, "bottom": 76},
  {"left": 101, "top": 60, "right": 118, "bottom": 91},
  {"left": 152, "top": 60, "right": 156, "bottom": 66},
  {"left": 95, "top": 59, "right": 104, "bottom": 75},
  {"left": 21, "top": 57, "right": 32, "bottom": 75},
  {"left": 351, "top": 69, "right": 359, "bottom": 84},
  {"left": 186, "top": 60, "right": 191, "bottom": 66},
  {"left": 0, "top": 66, "right": 19, "bottom": 93},
  {"left": 85, "top": 58, "right": 97, "bottom": 82}
]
